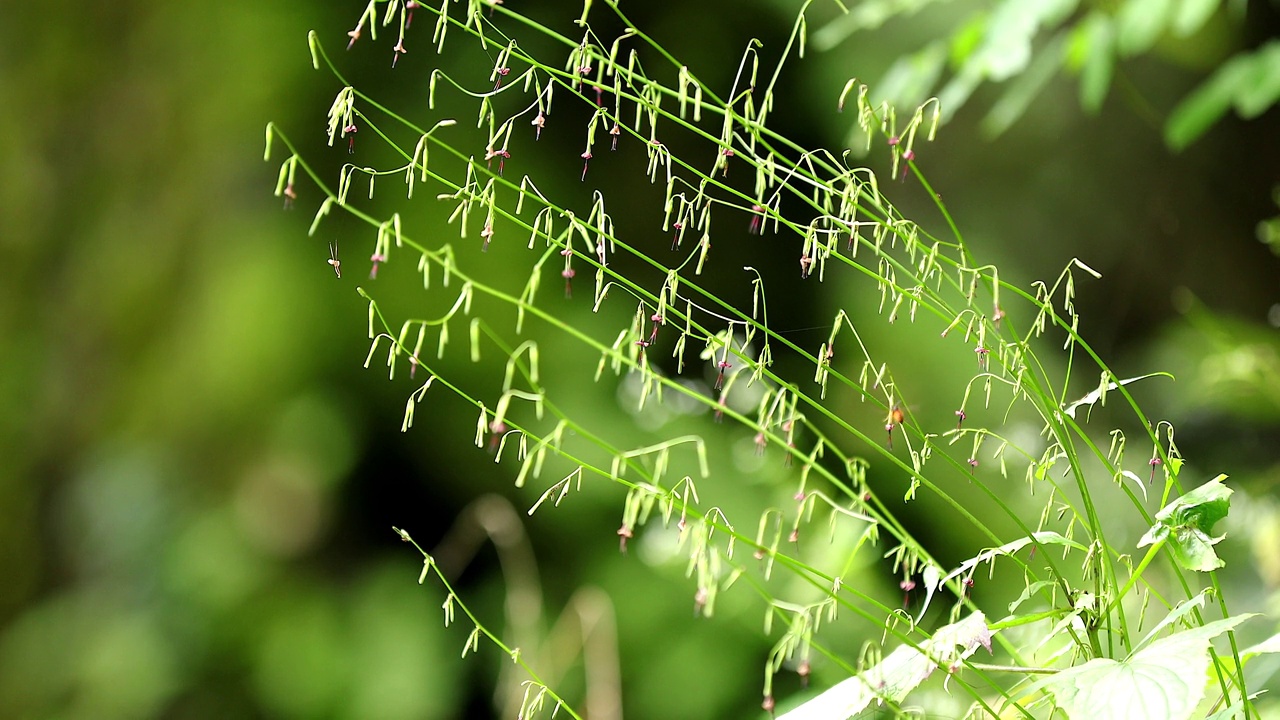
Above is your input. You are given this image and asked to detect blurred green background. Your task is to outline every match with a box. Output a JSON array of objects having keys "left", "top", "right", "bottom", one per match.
[{"left": 2, "top": 1, "right": 1278, "bottom": 718}]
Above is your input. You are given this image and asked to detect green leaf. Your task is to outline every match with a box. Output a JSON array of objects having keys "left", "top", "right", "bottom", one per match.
[
  {"left": 875, "top": 41, "right": 948, "bottom": 109},
  {"left": 973, "top": 8, "right": 1034, "bottom": 81},
  {"left": 1026, "top": 615, "right": 1254, "bottom": 720},
  {"left": 1008, "top": 580, "right": 1057, "bottom": 613},
  {"left": 812, "top": 0, "right": 950, "bottom": 51},
  {"left": 1116, "top": 0, "right": 1175, "bottom": 56},
  {"left": 1233, "top": 41, "right": 1280, "bottom": 118},
  {"left": 943, "top": 531, "right": 1086, "bottom": 587},
  {"left": 1172, "top": 0, "right": 1220, "bottom": 37},
  {"left": 1063, "top": 372, "right": 1173, "bottom": 420},
  {"left": 778, "top": 613, "right": 992, "bottom": 719},
  {"left": 1075, "top": 13, "right": 1115, "bottom": 113},
  {"left": 1138, "top": 474, "right": 1232, "bottom": 571},
  {"left": 936, "top": 68, "right": 983, "bottom": 118},
  {"left": 982, "top": 31, "right": 1067, "bottom": 138},
  {"left": 1132, "top": 590, "right": 1209, "bottom": 653},
  {"left": 965, "top": 0, "right": 1078, "bottom": 82},
  {"left": 1203, "top": 704, "right": 1247, "bottom": 720},
  {"left": 1240, "top": 631, "right": 1280, "bottom": 664},
  {"left": 1166, "top": 50, "right": 1252, "bottom": 150},
  {"left": 948, "top": 12, "right": 988, "bottom": 67}
]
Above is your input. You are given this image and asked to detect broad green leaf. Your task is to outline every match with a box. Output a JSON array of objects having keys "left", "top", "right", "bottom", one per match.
[
  {"left": 1138, "top": 474, "right": 1232, "bottom": 571},
  {"left": 778, "top": 613, "right": 992, "bottom": 720},
  {"left": 1116, "top": 0, "right": 1175, "bottom": 56},
  {"left": 1025, "top": 615, "right": 1254, "bottom": 720},
  {"left": 982, "top": 32, "right": 1067, "bottom": 138},
  {"left": 1233, "top": 41, "right": 1280, "bottom": 118},
  {"left": 1172, "top": 0, "right": 1220, "bottom": 37}
]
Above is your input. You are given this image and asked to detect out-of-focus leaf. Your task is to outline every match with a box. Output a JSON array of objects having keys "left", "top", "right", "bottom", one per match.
[
  {"left": 1065, "top": 15, "right": 1090, "bottom": 69},
  {"left": 1172, "top": 0, "right": 1220, "bottom": 37},
  {"left": 1137, "top": 474, "right": 1232, "bottom": 572},
  {"left": 1116, "top": 0, "right": 1174, "bottom": 56},
  {"left": 253, "top": 594, "right": 346, "bottom": 718},
  {"left": 875, "top": 41, "right": 948, "bottom": 109},
  {"left": 1147, "top": 296, "right": 1280, "bottom": 417},
  {"left": 937, "top": 0, "right": 1077, "bottom": 118},
  {"left": 937, "top": 68, "right": 983, "bottom": 117},
  {"left": 812, "top": 0, "right": 946, "bottom": 51},
  {"left": 967, "top": 0, "right": 1077, "bottom": 82},
  {"left": 1074, "top": 12, "right": 1115, "bottom": 112},
  {"left": 1023, "top": 615, "right": 1253, "bottom": 720},
  {"left": 1233, "top": 41, "right": 1280, "bottom": 118},
  {"left": 949, "top": 13, "right": 989, "bottom": 67},
  {"left": 341, "top": 565, "right": 463, "bottom": 720},
  {"left": 1166, "top": 47, "right": 1260, "bottom": 150},
  {"left": 982, "top": 31, "right": 1067, "bottom": 137},
  {"left": 1261, "top": 218, "right": 1280, "bottom": 250},
  {"left": 1037, "top": 0, "right": 1078, "bottom": 27}
]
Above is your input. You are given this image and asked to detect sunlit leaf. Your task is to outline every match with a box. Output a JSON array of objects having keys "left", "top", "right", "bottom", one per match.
[
  {"left": 1063, "top": 372, "right": 1173, "bottom": 419},
  {"left": 1166, "top": 50, "right": 1253, "bottom": 150},
  {"left": 1118, "top": 470, "right": 1147, "bottom": 501},
  {"left": 1024, "top": 615, "right": 1253, "bottom": 720},
  {"left": 1233, "top": 41, "right": 1280, "bottom": 118},
  {"left": 875, "top": 41, "right": 948, "bottom": 109},
  {"left": 778, "top": 613, "right": 992, "bottom": 720},
  {"left": 937, "top": 69, "right": 983, "bottom": 118},
  {"left": 916, "top": 563, "right": 942, "bottom": 621},
  {"left": 1074, "top": 13, "right": 1115, "bottom": 112},
  {"left": 943, "top": 531, "right": 1085, "bottom": 586},
  {"left": 1137, "top": 474, "right": 1232, "bottom": 571},
  {"left": 1241, "top": 631, "right": 1280, "bottom": 664},
  {"left": 949, "top": 13, "right": 988, "bottom": 67},
  {"left": 811, "top": 0, "right": 947, "bottom": 51},
  {"left": 967, "top": 0, "right": 1077, "bottom": 82},
  {"left": 1008, "top": 580, "right": 1057, "bottom": 613},
  {"left": 1116, "top": 0, "right": 1174, "bottom": 56},
  {"left": 1203, "top": 704, "right": 1247, "bottom": 720},
  {"left": 982, "top": 32, "right": 1067, "bottom": 138},
  {"left": 1172, "top": 0, "right": 1220, "bottom": 37},
  {"left": 1131, "top": 590, "right": 1209, "bottom": 653}
]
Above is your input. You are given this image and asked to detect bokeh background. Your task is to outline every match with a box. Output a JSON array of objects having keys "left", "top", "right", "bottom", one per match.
[{"left": 2, "top": 1, "right": 1278, "bottom": 718}]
